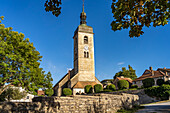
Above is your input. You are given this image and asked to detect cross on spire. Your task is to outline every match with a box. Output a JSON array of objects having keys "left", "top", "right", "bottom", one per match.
[{"left": 83, "top": 0, "right": 85, "bottom": 12}]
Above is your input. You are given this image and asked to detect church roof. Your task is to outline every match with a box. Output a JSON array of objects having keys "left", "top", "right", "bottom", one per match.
[{"left": 73, "top": 81, "right": 98, "bottom": 89}]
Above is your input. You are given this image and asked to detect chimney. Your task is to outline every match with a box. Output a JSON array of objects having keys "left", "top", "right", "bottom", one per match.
[
  {"left": 149, "top": 66, "right": 153, "bottom": 70},
  {"left": 164, "top": 67, "right": 166, "bottom": 69},
  {"left": 149, "top": 67, "right": 154, "bottom": 76}
]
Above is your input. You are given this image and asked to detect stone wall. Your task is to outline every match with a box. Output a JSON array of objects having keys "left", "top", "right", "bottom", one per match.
[
  {"left": 0, "top": 93, "right": 139, "bottom": 113},
  {"left": 93, "top": 89, "right": 159, "bottom": 104}
]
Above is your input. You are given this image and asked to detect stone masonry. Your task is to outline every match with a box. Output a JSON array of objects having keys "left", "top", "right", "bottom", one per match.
[{"left": 0, "top": 93, "right": 139, "bottom": 113}]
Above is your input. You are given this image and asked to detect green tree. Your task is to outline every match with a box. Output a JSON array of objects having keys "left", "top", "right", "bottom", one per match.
[
  {"left": 0, "top": 86, "right": 27, "bottom": 101},
  {"left": 0, "top": 16, "right": 53, "bottom": 95},
  {"left": 44, "top": 0, "right": 170, "bottom": 38},
  {"left": 114, "top": 65, "right": 137, "bottom": 80}
]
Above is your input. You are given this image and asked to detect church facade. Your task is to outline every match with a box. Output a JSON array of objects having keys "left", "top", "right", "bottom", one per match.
[{"left": 53, "top": 6, "right": 101, "bottom": 96}]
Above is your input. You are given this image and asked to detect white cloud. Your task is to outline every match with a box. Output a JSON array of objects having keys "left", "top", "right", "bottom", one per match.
[{"left": 117, "top": 62, "right": 125, "bottom": 65}]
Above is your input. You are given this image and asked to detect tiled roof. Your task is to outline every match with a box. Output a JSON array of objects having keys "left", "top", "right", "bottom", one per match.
[
  {"left": 116, "top": 77, "right": 133, "bottom": 83},
  {"left": 133, "top": 70, "right": 165, "bottom": 82},
  {"left": 73, "top": 81, "right": 98, "bottom": 88}
]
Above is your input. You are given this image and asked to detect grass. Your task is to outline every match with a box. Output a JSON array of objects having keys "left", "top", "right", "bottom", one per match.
[{"left": 116, "top": 105, "right": 145, "bottom": 113}]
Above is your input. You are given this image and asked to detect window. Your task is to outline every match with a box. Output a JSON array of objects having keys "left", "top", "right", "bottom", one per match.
[
  {"left": 87, "top": 52, "right": 89, "bottom": 58},
  {"left": 84, "top": 51, "right": 89, "bottom": 58},
  {"left": 84, "top": 51, "right": 86, "bottom": 58},
  {"left": 84, "top": 36, "right": 88, "bottom": 44}
]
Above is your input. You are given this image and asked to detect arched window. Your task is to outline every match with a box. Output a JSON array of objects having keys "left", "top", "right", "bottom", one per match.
[
  {"left": 84, "top": 51, "right": 86, "bottom": 58},
  {"left": 87, "top": 52, "right": 89, "bottom": 58},
  {"left": 84, "top": 51, "right": 89, "bottom": 58},
  {"left": 84, "top": 36, "right": 88, "bottom": 44}
]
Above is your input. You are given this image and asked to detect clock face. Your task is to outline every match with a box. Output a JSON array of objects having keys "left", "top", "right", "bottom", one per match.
[{"left": 84, "top": 46, "right": 88, "bottom": 50}]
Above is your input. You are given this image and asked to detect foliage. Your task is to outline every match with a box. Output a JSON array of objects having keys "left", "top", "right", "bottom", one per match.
[
  {"left": 63, "top": 88, "right": 72, "bottom": 96},
  {"left": 0, "top": 16, "right": 53, "bottom": 95},
  {"left": 164, "top": 80, "right": 170, "bottom": 85},
  {"left": 101, "top": 89, "right": 113, "bottom": 93},
  {"left": 45, "top": 88, "right": 54, "bottom": 96},
  {"left": 144, "top": 84, "right": 170, "bottom": 100},
  {"left": 111, "top": 0, "right": 170, "bottom": 37},
  {"left": 45, "top": 0, "right": 62, "bottom": 17},
  {"left": 84, "top": 85, "right": 93, "bottom": 94},
  {"left": 0, "top": 86, "right": 27, "bottom": 101},
  {"left": 44, "top": 0, "right": 170, "bottom": 38},
  {"left": 116, "top": 105, "right": 145, "bottom": 113},
  {"left": 94, "top": 84, "right": 103, "bottom": 93},
  {"left": 114, "top": 65, "right": 137, "bottom": 80},
  {"left": 131, "top": 85, "right": 138, "bottom": 88},
  {"left": 156, "top": 79, "right": 164, "bottom": 86},
  {"left": 117, "top": 80, "right": 129, "bottom": 90},
  {"left": 109, "top": 84, "right": 116, "bottom": 91},
  {"left": 142, "top": 78, "right": 155, "bottom": 88}
]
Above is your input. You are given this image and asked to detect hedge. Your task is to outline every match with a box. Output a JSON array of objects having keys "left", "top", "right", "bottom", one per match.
[
  {"left": 144, "top": 84, "right": 170, "bottom": 100},
  {"left": 84, "top": 85, "right": 93, "bottom": 94},
  {"left": 109, "top": 84, "right": 116, "bottom": 91},
  {"left": 131, "top": 85, "right": 138, "bottom": 88},
  {"left": 94, "top": 84, "right": 103, "bottom": 93},
  {"left": 63, "top": 88, "right": 72, "bottom": 96},
  {"left": 156, "top": 79, "right": 164, "bottom": 86},
  {"left": 117, "top": 80, "right": 129, "bottom": 90},
  {"left": 142, "top": 78, "right": 155, "bottom": 88}
]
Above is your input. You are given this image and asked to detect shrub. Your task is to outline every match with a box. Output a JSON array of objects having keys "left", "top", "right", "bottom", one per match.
[
  {"left": 63, "top": 88, "right": 72, "bottom": 96},
  {"left": 156, "top": 79, "right": 164, "bottom": 86},
  {"left": 106, "top": 85, "right": 110, "bottom": 89},
  {"left": 164, "top": 80, "right": 170, "bottom": 85},
  {"left": 84, "top": 85, "right": 93, "bottom": 94},
  {"left": 142, "top": 78, "right": 155, "bottom": 88},
  {"left": 100, "top": 89, "right": 113, "bottom": 93},
  {"left": 144, "top": 84, "right": 170, "bottom": 100},
  {"left": 117, "top": 80, "right": 129, "bottom": 90},
  {"left": 109, "top": 84, "right": 116, "bottom": 91},
  {"left": 94, "top": 84, "right": 103, "bottom": 93},
  {"left": 131, "top": 85, "right": 138, "bottom": 88}
]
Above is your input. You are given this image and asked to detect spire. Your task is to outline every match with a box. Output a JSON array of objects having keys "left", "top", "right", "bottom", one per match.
[{"left": 80, "top": 0, "right": 87, "bottom": 25}]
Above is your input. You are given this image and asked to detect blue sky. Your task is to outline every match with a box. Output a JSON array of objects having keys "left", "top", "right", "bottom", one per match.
[{"left": 1, "top": 0, "right": 170, "bottom": 85}]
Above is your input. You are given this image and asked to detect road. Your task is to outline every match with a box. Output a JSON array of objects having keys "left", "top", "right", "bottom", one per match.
[{"left": 136, "top": 101, "right": 170, "bottom": 113}]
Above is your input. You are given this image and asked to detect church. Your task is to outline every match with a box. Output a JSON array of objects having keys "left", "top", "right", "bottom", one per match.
[{"left": 53, "top": 4, "right": 101, "bottom": 96}]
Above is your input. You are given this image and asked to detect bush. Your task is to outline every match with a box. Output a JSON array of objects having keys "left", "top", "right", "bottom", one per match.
[
  {"left": 109, "top": 84, "right": 116, "bottom": 91},
  {"left": 106, "top": 84, "right": 116, "bottom": 91},
  {"left": 84, "top": 85, "right": 93, "bottom": 94},
  {"left": 156, "top": 79, "right": 164, "bottom": 86},
  {"left": 117, "top": 80, "right": 129, "bottom": 90},
  {"left": 94, "top": 84, "right": 103, "bottom": 93},
  {"left": 63, "top": 88, "right": 72, "bottom": 96},
  {"left": 131, "top": 85, "right": 138, "bottom": 88},
  {"left": 164, "top": 80, "right": 170, "bottom": 85},
  {"left": 100, "top": 89, "right": 113, "bottom": 93},
  {"left": 142, "top": 78, "right": 155, "bottom": 88},
  {"left": 144, "top": 84, "right": 170, "bottom": 100},
  {"left": 106, "top": 85, "right": 110, "bottom": 89}
]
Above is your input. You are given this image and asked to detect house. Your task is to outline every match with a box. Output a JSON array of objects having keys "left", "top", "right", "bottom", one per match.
[
  {"left": 53, "top": 4, "right": 101, "bottom": 96},
  {"left": 113, "top": 76, "right": 133, "bottom": 89},
  {"left": 101, "top": 79, "right": 113, "bottom": 88},
  {"left": 4, "top": 86, "right": 34, "bottom": 102},
  {"left": 133, "top": 67, "right": 170, "bottom": 87}
]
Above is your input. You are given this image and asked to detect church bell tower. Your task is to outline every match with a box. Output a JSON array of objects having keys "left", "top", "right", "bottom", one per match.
[{"left": 73, "top": 3, "right": 95, "bottom": 81}]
